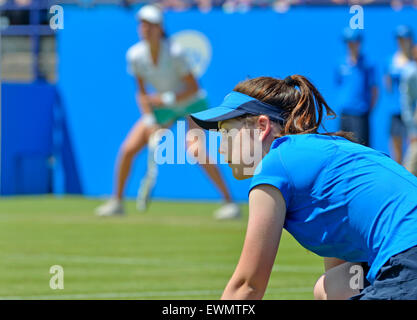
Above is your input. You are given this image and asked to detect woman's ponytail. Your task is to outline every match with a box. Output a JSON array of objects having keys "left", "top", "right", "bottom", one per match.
[{"left": 234, "top": 75, "right": 356, "bottom": 142}]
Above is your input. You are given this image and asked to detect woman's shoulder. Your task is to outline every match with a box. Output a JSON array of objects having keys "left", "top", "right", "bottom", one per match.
[
  {"left": 271, "top": 134, "right": 346, "bottom": 150},
  {"left": 126, "top": 41, "right": 147, "bottom": 62},
  {"left": 165, "top": 39, "right": 186, "bottom": 58},
  {"left": 262, "top": 135, "right": 331, "bottom": 169},
  {"left": 268, "top": 134, "right": 353, "bottom": 171},
  {"left": 253, "top": 135, "right": 341, "bottom": 200}
]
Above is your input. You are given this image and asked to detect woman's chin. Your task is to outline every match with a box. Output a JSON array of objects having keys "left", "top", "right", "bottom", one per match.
[{"left": 230, "top": 166, "right": 252, "bottom": 181}]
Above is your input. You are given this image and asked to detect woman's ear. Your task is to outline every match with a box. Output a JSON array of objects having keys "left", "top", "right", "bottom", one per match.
[{"left": 256, "top": 115, "right": 271, "bottom": 142}]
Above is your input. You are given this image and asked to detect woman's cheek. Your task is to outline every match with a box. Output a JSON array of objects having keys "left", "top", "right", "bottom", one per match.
[{"left": 231, "top": 135, "right": 243, "bottom": 164}]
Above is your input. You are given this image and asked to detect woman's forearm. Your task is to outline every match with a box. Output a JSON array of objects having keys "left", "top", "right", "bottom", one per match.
[
  {"left": 174, "top": 86, "right": 199, "bottom": 104},
  {"left": 136, "top": 92, "right": 153, "bottom": 114},
  {"left": 173, "top": 73, "right": 200, "bottom": 104},
  {"left": 221, "top": 279, "right": 264, "bottom": 300}
]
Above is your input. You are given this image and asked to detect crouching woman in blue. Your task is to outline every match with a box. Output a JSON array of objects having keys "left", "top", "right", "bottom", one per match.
[{"left": 190, "top": 75, "right": 417, "bottom": 300}]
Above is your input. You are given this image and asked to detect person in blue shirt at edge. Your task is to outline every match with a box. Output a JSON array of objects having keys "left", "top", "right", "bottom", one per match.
[
  {"left": 335, "top": 28, "right": 378, "bottom": 147},
  {"left": 400, "top": 44, "right": 417, "bottom": 177},
  {"left": 386, "top": 25, "right": 414, "bottom": 164},
  {"left": 190, "top": 75, "right": 417, "bottom": 300}
]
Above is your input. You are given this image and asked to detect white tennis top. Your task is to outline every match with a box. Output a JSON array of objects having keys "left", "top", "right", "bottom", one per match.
[
  {"left": 126, "top": 39, "right": 191, "bottom": 92},
  {"left": 126, "top": 39, "right": 206, "bottom": 107}
]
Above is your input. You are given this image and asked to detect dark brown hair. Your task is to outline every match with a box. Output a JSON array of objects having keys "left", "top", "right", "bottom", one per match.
[{"left": 233, "top": 75, "right": 355, "bottom": 142}]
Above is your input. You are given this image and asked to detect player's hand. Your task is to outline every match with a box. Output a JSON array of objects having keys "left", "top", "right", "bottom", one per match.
[
  {"left": 138, "top": 93, "right": 163, "bottom": 108},
  {"left": 147, "top": 94, "right": 164, "bottom": 108}
]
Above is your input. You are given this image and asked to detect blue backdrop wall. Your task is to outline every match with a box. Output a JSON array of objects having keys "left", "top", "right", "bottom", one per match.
[
  {"left": 57, "top": 5, "right": 417, "bottom": 201},
  {"left": 1, "top": 83, "right": 55, "bottom": 195}
]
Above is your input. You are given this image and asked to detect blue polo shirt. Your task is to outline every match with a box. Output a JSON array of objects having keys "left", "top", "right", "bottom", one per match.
[
  {"left": 249, "top": 134, "right": 417, "bottom": 284},
  {"left": 335, "top": 55, "right": 377, "bottom": 116}
]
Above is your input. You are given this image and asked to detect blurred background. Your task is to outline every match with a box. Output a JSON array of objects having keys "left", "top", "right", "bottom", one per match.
[
  {"left": 0, "top": 0, "right": 416, "bottom": 300},
  {"left": 0, "top": 0, "right": 416, "bottom": 201}
]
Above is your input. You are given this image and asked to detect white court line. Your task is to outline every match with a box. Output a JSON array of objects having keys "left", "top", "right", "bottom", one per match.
[
  {"left": 6, "top": 253, "right": 166, "bottom": 266},
  {"left": 0, "top": 287, "right": 313, "bottom": 300},
  {"left": 5, "top": 254, "right": 323, "bottom": 274}
]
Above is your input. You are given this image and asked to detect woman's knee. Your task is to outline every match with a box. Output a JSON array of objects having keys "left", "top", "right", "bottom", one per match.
[
  {"left": 314, "top": 262, "right": 362, "bottom": 300},
  {"left": 120, "top": 122, "right": 153, "bottom": 159},
  {"left": 120, "top": 142, "right": 139, "bottom": 159},
  {"left": 121, "top": 131, "right": 150, "bottom": 158},
  {"left": 313, "top": 274, "right": 327, "bottom": 300}
]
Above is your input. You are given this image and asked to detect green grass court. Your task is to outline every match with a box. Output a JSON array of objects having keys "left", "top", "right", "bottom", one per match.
[{"left": 0, "top": 197, "right": 323, "bottom": 300}]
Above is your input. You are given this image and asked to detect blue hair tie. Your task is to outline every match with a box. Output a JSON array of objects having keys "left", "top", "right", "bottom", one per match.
[{"left": 284, "top": 76, "right": 296, "bottom": 87}]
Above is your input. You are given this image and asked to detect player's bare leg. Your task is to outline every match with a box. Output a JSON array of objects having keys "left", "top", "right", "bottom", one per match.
[
  {"left": 95, "top": 119, "right": 155, "bottom": 216},
  {"left": 136, "top": 127, "right": 168, "bottom": 211},
  {"left": 116, "top": 119, "right": 156, "bottom": 199},
  {"left": 314, "top": 261, "right": 363, "bottom": 300},
  {"left": 186, "top": 117, "right": 240, "bottom": 219}
]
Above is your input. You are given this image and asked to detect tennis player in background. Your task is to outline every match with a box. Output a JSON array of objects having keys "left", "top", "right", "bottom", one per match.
[
  {"left": 191, "top": 75, "right": 417, "bottom": 300},
  {"left": 400, "top": 44, "right": 417, "bottom": 176},
  {"left": 95, "top": 5, "right": 240, "bottom": 219},
  {"left": 386, "top": 25, "right": 414, "bottom": 164}
]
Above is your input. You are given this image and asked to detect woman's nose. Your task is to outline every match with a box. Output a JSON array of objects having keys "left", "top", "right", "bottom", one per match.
[{"left": 219, "top": 141, "right": 230, "bottom": 164}]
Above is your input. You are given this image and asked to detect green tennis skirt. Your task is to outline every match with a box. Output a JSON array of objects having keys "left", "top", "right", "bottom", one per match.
[{"left": 153, "top": 97, "right": 208, "bottom": 126}]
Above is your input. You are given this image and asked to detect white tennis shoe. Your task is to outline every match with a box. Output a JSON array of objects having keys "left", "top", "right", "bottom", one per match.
[
  {"left": 214, "top": 202, "right": 241, "bottom": 220},
  {"left": 95, "top": 199, "right": 125, "bottom": 216}
]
